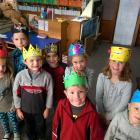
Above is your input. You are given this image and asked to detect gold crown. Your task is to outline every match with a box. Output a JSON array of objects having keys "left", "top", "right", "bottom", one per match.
[
  {"left": 23, "top": 44, "right": 42, "bottom": 60},
  {"left": 45, "top": 43, "right": 58, "bottom": 53},
  {"left": 110, "top": 46, "right": 131, "bottom": 62}
]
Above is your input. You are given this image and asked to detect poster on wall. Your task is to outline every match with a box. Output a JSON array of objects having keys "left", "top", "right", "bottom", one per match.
[{"left": 113, "top": 0, "right": 140, "bottom": 46}]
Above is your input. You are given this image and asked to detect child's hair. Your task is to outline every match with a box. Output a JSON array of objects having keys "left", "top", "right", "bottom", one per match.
[
  {"left": 103, "top": 61, "right": 132, "bottom": 82},
  {"left": 11, "top": 23, "right": 29, "bottom": 38},
  {"left": 0, "top": 39, "right": 14, "bottom": 80}
]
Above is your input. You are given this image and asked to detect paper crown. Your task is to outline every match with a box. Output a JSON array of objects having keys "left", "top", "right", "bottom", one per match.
[
  {"left": 13, "top": 23, "right": 28, "bottom": 34},
  {"left": 45, "top": 43, "right": 58, "bottom": 54},
  {"left": 110, "top": 46, "right": 131, "bottom": 62},
  {"left": 64, "top": 70, "right": 86, "bottom": 88},
  {"left": 68, "top": 43, "right": 85, "bottom": 56},
  {"left": 23, "top": 44, "right": 42, "bottom": 60},
  {"left": 0, "top": 38, "right": 8, "bottom": 57},
  {"left": 130, "top": 89, "right": 140, "bottom": 103}
]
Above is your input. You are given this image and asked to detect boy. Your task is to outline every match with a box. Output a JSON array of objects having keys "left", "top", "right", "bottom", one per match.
[
  {"left": 11, "top": 23, "right": 29, "bottom": 74},
  {"left": 52, "top": 71, "right": 104, "bottom": 140},
  {"left": 104, "top": 89, "right": 140, "bottom": 140},
  {"left": 13, "top": 44, "right": 53, "bottom": 140}
]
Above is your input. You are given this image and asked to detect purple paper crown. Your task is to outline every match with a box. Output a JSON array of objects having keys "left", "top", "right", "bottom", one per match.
[{"left": 68, "top": 43, "right": 85, "bottom": 56}]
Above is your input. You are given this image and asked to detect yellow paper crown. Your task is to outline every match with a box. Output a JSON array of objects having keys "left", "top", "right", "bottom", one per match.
[
  {"left": 23, "top": 44, "right": 42, "bottom": 60},
  {"left": 110, "top": 46, "right": 131, "bottom": 62},
  {"left": 45, "top": 43, "right": 58, "bottom": 53}
]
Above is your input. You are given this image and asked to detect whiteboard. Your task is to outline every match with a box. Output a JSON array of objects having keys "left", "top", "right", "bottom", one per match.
[{"left": 113, "top": 0, "right": 140, "bottom": 45}]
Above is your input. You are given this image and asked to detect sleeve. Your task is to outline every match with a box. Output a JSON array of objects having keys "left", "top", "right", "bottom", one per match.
[
  {"left": 104, "top": 114, "right": 119, "bottom": 140},
  {"left": 13, "top": 73, "right": 21, "bottom": 109},
  {"left": 46, "top": 73, "right": 53, "bottom": 109},
  {"left": 90, "top": 112, "right": 104, "bottom": 140},
  {"left": 96, "top": 73, "right": 105, "bottom": 113},
  {"left": 52, "top": 100, "right": 62, "bottom": 140},
  {"left": 106, "top": 82, "right": 132, "bottom": 120},
  {"left": 86, "top": 68, "right": 94, "bottom": 90}
]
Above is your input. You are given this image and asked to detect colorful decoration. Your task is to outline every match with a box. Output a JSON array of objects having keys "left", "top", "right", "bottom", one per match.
[
  {"left": 13, "top": 23, "right": 28, "bottom": 33},
  {"left": 68, "top": 43, "right": 85, "bottom": 56},
  {"left": 130, "top": 89, "right": 140, "bottom": 103}
]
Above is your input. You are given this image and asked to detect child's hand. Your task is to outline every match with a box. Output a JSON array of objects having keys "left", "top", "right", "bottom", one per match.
[
  {"left": 16, "top": 108, "right": 24, "bottom": 120},
  {"left": 43, "top": 108, "right": 49, "bottom": 119}
]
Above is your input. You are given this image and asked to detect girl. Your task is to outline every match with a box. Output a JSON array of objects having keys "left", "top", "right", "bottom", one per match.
[
  {"left": 65, "top": 42, "right": 94, "bottom": 103},
  {"left": 96, "top": 46, "right": 132, "bottom": 125},
  {"left": 11, "top": 23, "right": 29, "bottom": 74},
  {"left": 0, "top": 39, "right": 20, "bottom": 140},
  {"left": 43, "top": 43, "right": 67, "bottom": 108}
]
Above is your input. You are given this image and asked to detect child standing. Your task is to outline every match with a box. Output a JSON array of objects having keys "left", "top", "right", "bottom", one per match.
[
  {"left": 104, "top": 89, "right": 140, "bottom": 140},
  {"left": 65, "top": 42, "right": 94, "bottom": 103},
  {"left": 52, "top": 71, "right": 104, "bottom": 140},
  {"left": 11, "top": 23, "right": 29, "bottom": 74},
  {"left": 43, "top": 43, "right": 67, "bottom": 107},
  {"left": 13, "top": 44, "right": 53, "bottom": 140},
  {"left": 96, "top": 46, "right": 132, "bottom": 125},
  {"left": 0, "top": 39, "right": 20, "bottom": 140}
]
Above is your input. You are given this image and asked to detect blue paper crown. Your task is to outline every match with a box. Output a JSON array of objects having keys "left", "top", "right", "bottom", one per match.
[
  {"left": 130, "top": 89, "right": 140, "bottom": 103},
  {"left": 68, "top": 43, "right": 85, "bottom": 56}
]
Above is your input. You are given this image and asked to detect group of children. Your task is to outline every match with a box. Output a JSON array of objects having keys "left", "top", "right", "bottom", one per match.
[{"left": 0, "top": 22, "right": 140, "bottom": 140}]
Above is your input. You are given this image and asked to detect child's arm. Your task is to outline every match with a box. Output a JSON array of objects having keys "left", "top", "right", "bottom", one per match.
[
  {"left": 45, "top": 73, "right": 53, "bottom": 117},
  {"left": 96, "top": 73, "right": 105, "bottom": 113},
  {"left": 52, "top": 100, "right": 62, "bottom": 140},
  {"left": 106, "top": 82, "right": 132, "bottom": 121},
  {"left": 13, "top": 73, "right": 24, "bottom": 120},
  {"left": 104, "top": 114, "right": 119, "bottom": 140},
  {"left": 90, "top": 112, "right": 104, "bottom": 140}
]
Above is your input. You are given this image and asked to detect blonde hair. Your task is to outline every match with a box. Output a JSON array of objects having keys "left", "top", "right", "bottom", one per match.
[
  {"left": 0, "top": 57, "right": 14, "bottom": 81},
  {"left": 103, "top": 61, "right": 132, "bottom": 82}
]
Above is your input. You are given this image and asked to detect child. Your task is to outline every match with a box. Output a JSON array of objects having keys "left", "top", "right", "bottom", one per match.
[
  {"left": 96, "top": 46, "right": 132, "bottom": 125},
  {"left": 52, "top": 70, "right": 104, "bottom": 140},
  {"left": 104, "top": 89, "right": 140, "bottom": 140},
  {"left": 13, "top": 44, "right": 53, "bottom": 140},
  {"left": 11, "top": 23, "right": 29, "bottom": 74},
  {"left": 65, "top": 42, "right": 94, "bottom": 103},
  {"left": 43, "top": 43, "right": 67, "bottom": 107},
  {"left": 0, "top": 39, "right": 20, "bottom": 140}
]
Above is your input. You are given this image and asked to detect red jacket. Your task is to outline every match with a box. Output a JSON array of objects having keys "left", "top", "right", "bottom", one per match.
[{"left": 52, "top": 98, "right": 104, "bottom": 140}]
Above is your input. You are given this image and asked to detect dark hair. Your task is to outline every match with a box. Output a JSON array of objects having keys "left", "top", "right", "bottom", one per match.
[
  {"left": 11, "top": 24, "right": 29, "bottom": 38},
  {"left": 136, "top": 77, "right": 140, "bottom": 90},
  {"left": 103, "top": 61, "right": 132, "bottom": 82}
]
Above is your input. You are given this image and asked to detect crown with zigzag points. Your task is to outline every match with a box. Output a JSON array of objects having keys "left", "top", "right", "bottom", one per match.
[
  {"left": 45, "top": 43, "right": 58, "bottom": 54},
  {"left": 22, "top": 44, "right": 42, "bottom": 60}
]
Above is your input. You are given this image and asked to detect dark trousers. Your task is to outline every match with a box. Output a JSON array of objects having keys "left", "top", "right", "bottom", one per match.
[{"left": 23, "top": 112, "right": 45, "bottom": 140}]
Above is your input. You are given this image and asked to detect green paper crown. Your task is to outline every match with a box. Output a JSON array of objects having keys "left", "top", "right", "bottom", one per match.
[{"left": 64, "top": 70, "right": 86, "bottom": 88}]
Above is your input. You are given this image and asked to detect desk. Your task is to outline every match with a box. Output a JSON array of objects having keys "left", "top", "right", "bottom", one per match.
[{"left": 3, "top": 32, "right": 60, "bottom": 49}]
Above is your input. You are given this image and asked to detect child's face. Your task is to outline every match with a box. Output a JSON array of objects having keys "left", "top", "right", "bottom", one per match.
[
  {"left": 46, "top": 52, "right": 59, "bottom": 68},
  {"left": 71, "top": 55, "right": 86, "bottom": 72},
  {"left": 12, "top": 32, "right": 28, "bottom": 50},
  {"left": 128, "top": 103, "right": 140, "bottom": 126},
  {"left": 64, "top": 85, "right": 87, "bottom": 107},
  {"left": 24, "top": 56, "right": 42, "bottom": 72},
  {"left": 109, "top": 60, "right": 126, "bottom": 76},
  {"left": 0, "top": 58, "right": 6, "bottom": 78}
]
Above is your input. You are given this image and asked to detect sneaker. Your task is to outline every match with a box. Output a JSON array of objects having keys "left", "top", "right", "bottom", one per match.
[
  {"left": 2, "top": 133, "right": 10, "bottom": 140},
  {"left": 13, "top": 132, "right": 20, "bottom": 140}
]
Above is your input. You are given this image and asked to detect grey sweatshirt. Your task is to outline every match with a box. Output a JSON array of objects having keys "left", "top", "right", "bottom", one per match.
[
  {"left": 104, "top": 110, "right": 140, "bottom": 140},
  {"left": 96, "top": 73, "right": 132, "bottom": 121},
  {"left": 13, "top": 69, "right": 53, "bottom": 114}
]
